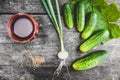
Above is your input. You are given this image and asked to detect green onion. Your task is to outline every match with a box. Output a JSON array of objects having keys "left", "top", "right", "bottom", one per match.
[
  {"left": 41, "top": 0, "right": 69, "bottom": 77},
  {"left": 41, "top": 0, "right": 68, "bottom": 59}
]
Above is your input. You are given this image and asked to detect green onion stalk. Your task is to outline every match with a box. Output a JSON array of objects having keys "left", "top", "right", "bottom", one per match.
[{"left": 41, "top": 0, "right": 69, "bottom": 78}]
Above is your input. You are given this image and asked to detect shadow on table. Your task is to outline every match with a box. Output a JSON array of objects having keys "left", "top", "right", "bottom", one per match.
[{"left": 26, "top": 67, "right": 72, "bottom": 80}]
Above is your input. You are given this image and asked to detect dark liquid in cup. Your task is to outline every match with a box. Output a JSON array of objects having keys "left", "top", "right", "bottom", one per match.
[{"left": 13, "top": 17, "right": 33, "bottom": 38}]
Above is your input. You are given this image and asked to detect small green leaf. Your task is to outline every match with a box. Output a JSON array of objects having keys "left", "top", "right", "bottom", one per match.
[
  {"left": 91, "top": 0, "right": 108, "bottom": 11},
  {"left": 101, "top": 3, "right": 120, "bottom": 22},
  {"left": 108, "top": 23, "right": 120, "bottom": 38},
  {"left": 70, "top": 0, "right": 108, "bottom": 11},
  {"left": 91, "top": 0, "right": 108, "bottom": 7},
  {"left": 93, "top": 8, "right": 108, "bottom": 32}
]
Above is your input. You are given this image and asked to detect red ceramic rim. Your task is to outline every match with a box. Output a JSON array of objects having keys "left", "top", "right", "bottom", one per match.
[{"left": 7, "top": 13, "right": 39, "bottom": 43}]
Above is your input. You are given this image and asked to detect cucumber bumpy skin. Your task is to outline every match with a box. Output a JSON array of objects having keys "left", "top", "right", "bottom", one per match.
[
  {"left": 81, "top": 12, "right": 98, "bottom": 39},
  {"left": 72, "top": 50, "right": 108, "bottom": 70},
  {"left": 76, "top": 2, "right": 85, "bottom": 32},
  {"left": 80, "top": 30, "right": 109, "bottom": 53},
  {"left": 64, "top": 3, "right": 74, "bottom": 29}
]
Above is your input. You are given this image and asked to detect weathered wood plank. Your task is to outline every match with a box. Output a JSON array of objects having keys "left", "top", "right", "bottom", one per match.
[
  {"left": 0, "top": 0, "right": 120, "bottom": 14},
  {"left": 1, "top": 39, "right": 120, "bottom": 66},
  {"left": 27, "top": 65, "right": 120, "bottom": 80},
  {"left": 0, "top": 15, "right": 120, "bottom": 44},
  {"left": 0, "top": 15, "right": 79, "bottom": 44},
  {"left": 0, "top": 0, "right": 67, "bottom": 14},
  {"left": 0, "top": 63, "right": 120, "bottom": 80}
]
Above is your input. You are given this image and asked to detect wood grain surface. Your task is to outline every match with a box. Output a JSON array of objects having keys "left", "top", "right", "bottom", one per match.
[{"left": 0, "top": 0, "right": 120, "bottom": 80}]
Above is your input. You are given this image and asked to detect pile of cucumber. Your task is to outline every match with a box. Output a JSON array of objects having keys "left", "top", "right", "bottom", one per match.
[{"left": 63, "top": 0, "right": 120, "bottom": 70}]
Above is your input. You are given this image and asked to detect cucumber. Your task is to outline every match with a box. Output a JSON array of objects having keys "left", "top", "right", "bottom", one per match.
[
  {"left": 64, "top": 3, "right": 74, "bottom": 29},
  {"left": 72, "top": 50, "right": 108, "bottom": 70},
  {"left": 76, "top": 2, "right": 85, "bottom": 32},
  {"left": 80, "top": 30, "right": 109, "bottom": 53},
  {"left": 81, "top": 12, "right": 98, "bottom": 39}
]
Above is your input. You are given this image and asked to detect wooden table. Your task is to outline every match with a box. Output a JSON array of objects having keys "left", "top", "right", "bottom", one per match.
[{"left": 0, "top": 0, "right": 120, "bottom": 80}]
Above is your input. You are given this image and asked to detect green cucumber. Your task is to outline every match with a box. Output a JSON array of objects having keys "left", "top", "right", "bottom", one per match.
[
  {"left": 80, "top": 30, "right": 109, "bottom": 53},
  {"left": 76, "top": 2, "right": 85, "bottom": 32},
  {"left": 82, "top": 12, "right": 98, "bottom": 39},
  {"left": 72, "top": 50, "right": 108, "bottom": 70},
  {"left": 64, "top": 3, "right": 74, "bottom": 29}
]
